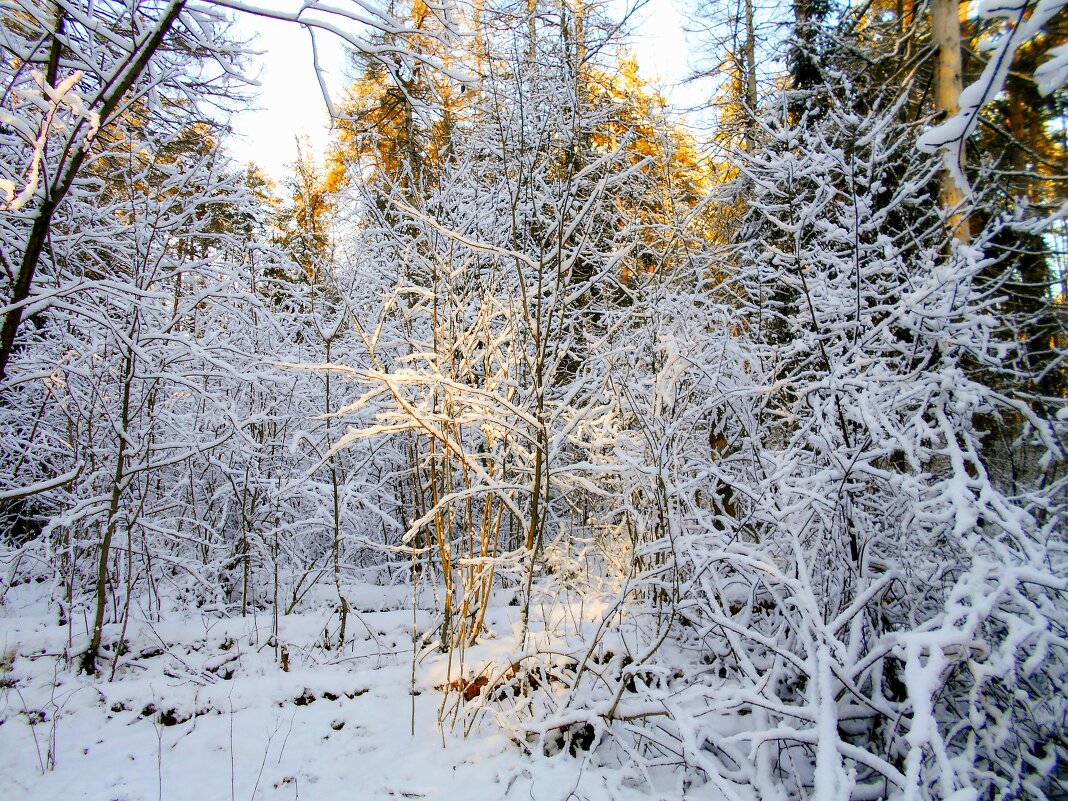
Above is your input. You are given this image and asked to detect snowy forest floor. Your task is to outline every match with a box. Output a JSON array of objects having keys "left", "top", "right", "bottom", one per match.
[{"left": 0, "top": 581, "right": 681, "bottom": 801}]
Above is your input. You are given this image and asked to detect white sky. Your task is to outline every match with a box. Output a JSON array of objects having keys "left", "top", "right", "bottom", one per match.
[
  {"left": 229, "top": 15, "right": 345, "bottom": 182},
  {"left": 229, "top": 0, "right": 694, "bottom": 182}
]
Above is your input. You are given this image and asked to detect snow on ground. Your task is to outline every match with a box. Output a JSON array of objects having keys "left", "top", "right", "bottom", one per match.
[{"left": 0, "top": 582, "right": 686, "bottom": 801}]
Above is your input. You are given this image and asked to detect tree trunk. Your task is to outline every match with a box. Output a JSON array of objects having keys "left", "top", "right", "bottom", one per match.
[
  {"left": 931, "top": 0, "right": 970, "bottom": 243},
  {"left": 744, "top": 0, "right": 759, "bottom": 152},
  {"left": 81, "top": 335, "right": 136, "bottom": 674},
  {"left": 0, "top": 1, "right": 184, "bottom": 382}
]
